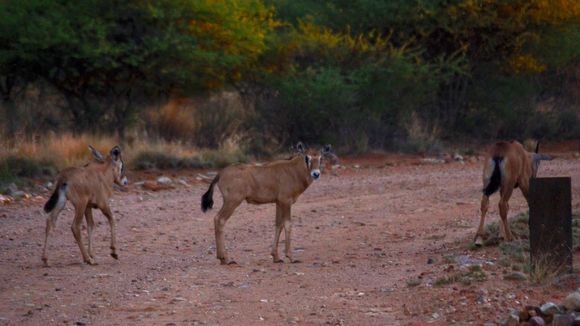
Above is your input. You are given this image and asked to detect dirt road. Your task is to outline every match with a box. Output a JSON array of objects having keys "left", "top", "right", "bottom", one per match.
[{"left": 1, "top": 156, "right": 578, "bottom": 325}]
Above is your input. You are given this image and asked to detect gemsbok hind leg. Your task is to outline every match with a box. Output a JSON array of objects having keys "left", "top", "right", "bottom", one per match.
[
  {"left": 271, "top": 203, "right": 285, "bottom": 263},
  {"left": 214, "top": 199, "right": 241, "bottom": 265},
  {"left": 499, "top": 186, "right": 515, "bottom": 241},
  {"left": 42, "top": 207, "right": 64, "bottom": 266},
  {"left": 85, "top": 207, "right": 96, "bottom": 260},
  {"left": 71, "top": 204, "right": 95, "bottom": 265},
  {"left": 100, "top": 205, "right": 118, "bottom": 260},
  {"left": 474, "top": 195, "right": 490, "bottom": 246}
]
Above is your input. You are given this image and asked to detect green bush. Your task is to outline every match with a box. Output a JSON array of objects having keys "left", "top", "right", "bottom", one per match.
[
  {"left": 131, "top": 151, "right": 206, "bottom": 170},
  {"left": 0, "top": 155, "right": 56, "bottom": 185}
]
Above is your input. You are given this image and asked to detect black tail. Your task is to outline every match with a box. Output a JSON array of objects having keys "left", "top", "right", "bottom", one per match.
[
  {"left": 44, "top": 182, "right": 66, "bottom": 213},
  {"left": 535, "top": 141, "right": 540, "bottom": 153},
  {"left": 483, "top": 157, "right": 502, "bottom": 196},
  {"left": 201, "top": 175, "right": 220, "bottom": 213}
]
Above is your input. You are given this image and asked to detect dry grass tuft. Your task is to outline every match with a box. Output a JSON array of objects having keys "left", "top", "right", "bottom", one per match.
[{"left": 529, "top": 254, "right": 569, "bottom": 284}]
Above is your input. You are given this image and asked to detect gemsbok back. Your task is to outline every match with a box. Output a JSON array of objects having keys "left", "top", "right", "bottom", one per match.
[
  {"left": 201, "top": 142, "right": 338, "bottom": 265},
  {"left": 42, "top": 145, "right": 128, "bottom": 266},
  {"left": 474, "top": 140, "right": 552, "bottom": 245}
]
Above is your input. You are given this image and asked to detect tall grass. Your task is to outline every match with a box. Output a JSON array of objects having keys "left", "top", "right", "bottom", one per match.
[{"left": 0, "top": 132, "right": 251, "bottom": 185}]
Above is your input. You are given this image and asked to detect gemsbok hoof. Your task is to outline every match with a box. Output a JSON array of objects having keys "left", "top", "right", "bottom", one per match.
[
  {"left": 220, "top": 259, "right": 238, "bottom": 266},
  {"left": 289, "top": 259, "right": 302, "bottom": 264},
  {"left": 273, "top": 258, "right": 284, "bottom": 263},
  {"left": 474, "top": 236, "right": 484, "bottom": 247},
  {"left": 111, "top": 253, "right": 119, "bottom": 260},
  {"left": 85, "top": 258, "right": 98, "bottom": 265}
]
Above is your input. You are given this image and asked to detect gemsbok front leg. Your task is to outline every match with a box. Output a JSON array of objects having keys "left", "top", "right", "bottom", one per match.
[
  {"left": 271, "top": 203, "right": 285, "bottom": 263},
  {"left": 282, "top": 204, "right": 299, "bottom": 263},
  {"left": 71, "top": 203, "right": 95, "bottom": 265},
  {"left": 100, "top": 205, "right": 118, "bottom": 260},
  {"left": 85, "top": 207, "right": 96, "bottom": 260}
]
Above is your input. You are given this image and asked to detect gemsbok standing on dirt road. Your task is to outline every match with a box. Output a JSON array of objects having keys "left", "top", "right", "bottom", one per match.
[
  {"left": 42, "top": 145, "right": 128, "bottom": 266},
  {"left": 474, "top": 140, "right": 552, "bottom": 246},
  {"left": 201, "top": 142, "right": 338, "bottom": 265}
]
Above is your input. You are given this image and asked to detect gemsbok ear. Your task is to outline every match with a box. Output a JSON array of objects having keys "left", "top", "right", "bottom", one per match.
[
  {"left": 88, "top": 145, "right": 105, "bottom": 162},
  {"left": 110, "top": 145, "right": 122, "bottom": 161},
  {"left": 296, "top": 141, "right": 305, "bottom": 154}
]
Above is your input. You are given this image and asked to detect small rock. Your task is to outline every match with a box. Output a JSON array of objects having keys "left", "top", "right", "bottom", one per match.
[
  {"left": 504, "top": 272, "right": 527, "bottom": 281},
  {"left": 427, "top": 258, "right": 435, "bottom": 264},
  {"left": 420, "top": 158, "right": 445, "bottom": 165},
  {"left": 177, "top": 179, "right": 189, "bottom": 187},
  {"left": 540, "top": 302, "right": 560, "bottom": 315},
  {"left": 157, "top": 176, "right": 172, "bottom": 185},
  {"left": 287, "top": 317, "right": 299, "bottom": 324},
  {"left": 74, "top": 322, "right": 86, "bottom": 326},
  {"left": 453, "top": 153, "right": 464, "bottom": 161},
  {"left": 11, "top": 191, "right": 27, "bottom": 200},
  {"left": 529, "top": 316, "right": 545, "bottom": 326},
  {"left": 7, "top": 183, "right": 18, "bottom": 195},
  {"left": 0, "top": 194, "right": 11, "bottom": 205},
  {"left": 170, "top": 297, "right": 186, "bottom": 304},
  {"left": 563, "top": 292, "right": 580, "bottom": 311}
]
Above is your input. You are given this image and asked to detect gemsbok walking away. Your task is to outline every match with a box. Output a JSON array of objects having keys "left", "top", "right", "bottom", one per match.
[
  {"left": 42, "top": 145, "right": 128, "bottom": 266},
  {"left": 201, "top": 142, "right": 338, "bottom": 265},
  {"left": 474, "top": 140, "right": 552, "bottom": 246}
]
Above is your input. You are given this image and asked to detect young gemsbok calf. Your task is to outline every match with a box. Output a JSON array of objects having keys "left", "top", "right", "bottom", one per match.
[
  {"left": 474, "top": 140, "right": 552, "bottom": 246},
  {"left": 42, "top": 145, "right": 128, "bottom": 266},
  {"left": 201, "top": 142, "right": 338, "bottom": 265}
]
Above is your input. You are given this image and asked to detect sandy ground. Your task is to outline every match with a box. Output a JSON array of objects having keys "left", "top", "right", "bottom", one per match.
[{"left": 0, "top": 154, "right": 579, "bottom": 325}]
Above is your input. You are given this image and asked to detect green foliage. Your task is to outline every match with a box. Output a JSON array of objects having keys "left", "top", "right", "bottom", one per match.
[
  {"left": 0, "top": 0, "right": 277, "bottom": 138},
  {"left": 1, "top": 0, "right": 579, "bottom": 149}
]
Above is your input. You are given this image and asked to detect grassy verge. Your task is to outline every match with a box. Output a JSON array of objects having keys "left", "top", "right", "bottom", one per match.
[
  {"left": 472, "top": 211, "right": 580, "bottom": 283},
  {"left": 434, "top": 265, "right": 487, "bottom": 286}
]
